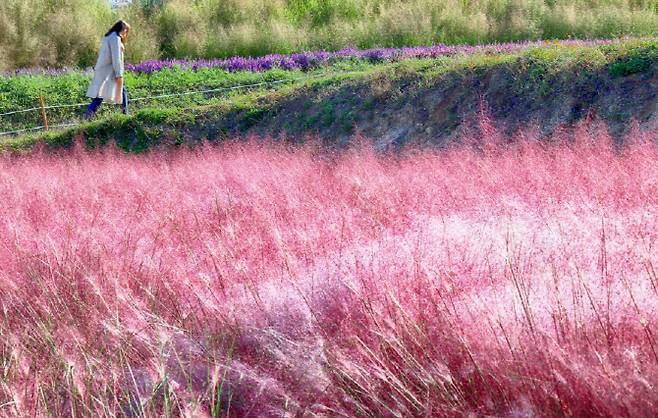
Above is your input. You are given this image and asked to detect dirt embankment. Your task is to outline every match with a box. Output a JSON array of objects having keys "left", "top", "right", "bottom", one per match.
[{"left": 236, "top": 61, "right": 657, "bottom": 148}]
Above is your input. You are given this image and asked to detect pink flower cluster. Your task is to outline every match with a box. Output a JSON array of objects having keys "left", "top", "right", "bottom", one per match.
[{"left": 1, "top": 122, "right": 657, "bottom": 416}]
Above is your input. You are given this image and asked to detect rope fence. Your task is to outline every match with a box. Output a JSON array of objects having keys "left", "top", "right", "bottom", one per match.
[
  {"left": 1, "top": 123, "right": 79, "bottom": 136},
  {"left": 0, "top": 71, "right": 356, "bottom": 137}
]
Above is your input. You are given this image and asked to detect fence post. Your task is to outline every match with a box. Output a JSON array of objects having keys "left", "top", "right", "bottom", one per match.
[{"left": 38, "top": 96, "right": 49, "bottom": 131}]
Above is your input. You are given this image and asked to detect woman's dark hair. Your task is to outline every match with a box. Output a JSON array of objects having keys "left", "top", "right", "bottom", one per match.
[{"left": 105, "top": 20, "right": 130, "bottom": 37}]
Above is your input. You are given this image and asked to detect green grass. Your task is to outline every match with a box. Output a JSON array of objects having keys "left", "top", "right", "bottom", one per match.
[
  {"left": 1, "top": 38, "right": 656, "bottom": 153},
  {"left": 0, "top": 64, "right": 372, "bottom": 134},
  {"left": 1, "top": 0, "right": 657, "bottom": 71}
]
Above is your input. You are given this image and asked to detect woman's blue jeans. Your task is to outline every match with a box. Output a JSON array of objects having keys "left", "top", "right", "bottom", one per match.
[{"left": 84, "top": 87, "right": 128, "bottom": 118}]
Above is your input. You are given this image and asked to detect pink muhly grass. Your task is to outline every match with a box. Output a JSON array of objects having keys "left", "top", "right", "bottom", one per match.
[{"left": 0, "top": 122, "right": 656, "bottom": 417}]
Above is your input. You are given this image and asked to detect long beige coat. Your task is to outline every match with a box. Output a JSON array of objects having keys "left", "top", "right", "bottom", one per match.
[{"left": 86, "top": 32, "right": 125, "bottom": 104}]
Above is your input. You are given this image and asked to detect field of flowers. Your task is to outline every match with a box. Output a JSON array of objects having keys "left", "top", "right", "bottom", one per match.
[{"left": 1, "top": 119, "right": 656, "bottom": 416}]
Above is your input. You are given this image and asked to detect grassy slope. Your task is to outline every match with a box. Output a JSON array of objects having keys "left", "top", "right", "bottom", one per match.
[
  {"left": 0, "top": 66, "right": 332, "bottom": 132},
  {"left": 2, "top": 39, "right": 656, "bottom": 152}
]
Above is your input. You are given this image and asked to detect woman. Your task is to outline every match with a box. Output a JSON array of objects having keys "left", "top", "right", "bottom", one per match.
[{"left": 84, "top": 20, "right": 131, "bottom": 119}]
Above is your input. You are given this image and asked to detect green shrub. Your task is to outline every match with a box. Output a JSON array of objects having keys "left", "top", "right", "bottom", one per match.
[{"left": 608, "top": 49, "right": 656, "bottom": 76}]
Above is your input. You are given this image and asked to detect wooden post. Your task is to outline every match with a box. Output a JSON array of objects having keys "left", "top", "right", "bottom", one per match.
[{"left": 38, "top": 96, "right": 49, "bottom": 131}]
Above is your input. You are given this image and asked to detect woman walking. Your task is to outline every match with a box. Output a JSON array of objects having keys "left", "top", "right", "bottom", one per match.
[{"left": 84, "top": 20, "right": 131, "bottom": 119}]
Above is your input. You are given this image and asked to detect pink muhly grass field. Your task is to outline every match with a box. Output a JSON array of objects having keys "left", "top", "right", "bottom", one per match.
[{"left": 0, "top": 123, "right": 657, "bottom": 417}]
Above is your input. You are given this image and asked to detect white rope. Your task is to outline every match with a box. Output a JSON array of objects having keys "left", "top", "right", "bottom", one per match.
[
  {"left": 43, "top": 102, "right": 90, "bottom": 110},
  {"left": 0, "top": 103, "right": 93, "bottom": 116},
  {"left": 0, "top": 125, "right": 47, "bottom": 135},
  {"left": 0, "top": 107, "right": 44, "bottom": 117},
  {"left": 0, "top": 122, "right": 79, "bottom": 137}
]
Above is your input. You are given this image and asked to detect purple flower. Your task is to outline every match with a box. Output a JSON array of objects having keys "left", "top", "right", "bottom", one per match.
[{"left": 6, "top": 37, "right": 653, "bottom": 77}]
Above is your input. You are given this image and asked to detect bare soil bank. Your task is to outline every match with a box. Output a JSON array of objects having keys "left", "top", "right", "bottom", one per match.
[{"left": 232, "top": 61, "right": 658, "bottom": 148}]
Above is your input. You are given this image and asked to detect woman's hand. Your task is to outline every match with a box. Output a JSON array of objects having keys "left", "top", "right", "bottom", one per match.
[{"left": 116, "top": 77, "right": 124, "bottom": 102}]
